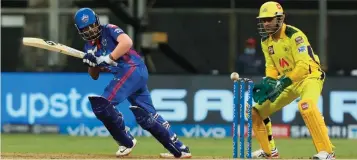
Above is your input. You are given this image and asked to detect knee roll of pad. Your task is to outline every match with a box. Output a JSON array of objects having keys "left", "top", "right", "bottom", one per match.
[
  {"left": 130, "top": 106, "right": 156, "bottom": 130},
  {"left": 88, "top": 96, "right": 133, "bottom": 147},
  {"left": 89, "top": 96, "right": 123, "bottom": 123},
  {"left": 130, "top": 106, "right": 182, "bottom": 157}
]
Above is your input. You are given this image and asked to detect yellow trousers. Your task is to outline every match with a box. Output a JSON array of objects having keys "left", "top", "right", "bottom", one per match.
[
  {"left": 253, "top": 77, "right": 334, "bottom": 153},
  {"left": 254, "top": 77, "right": 323, "bottom": 119}
]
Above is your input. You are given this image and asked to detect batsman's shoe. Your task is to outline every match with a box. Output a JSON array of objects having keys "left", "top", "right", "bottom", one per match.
[
  {"left": 115, "top": 138, "right": 137, "bottom": 157},
  {"left": 159, "top": 146, "right": 192, "bottom": 159},
  {"left": 312, "top": 151, "right": 335, "bottom": 160},
  {"left": 252, "top": 147, "right": 279, "bottom": 159}
]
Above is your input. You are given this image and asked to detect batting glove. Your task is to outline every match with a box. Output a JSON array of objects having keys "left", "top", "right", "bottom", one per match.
[
  {"left": 83, "top": 53, "right": 98, "bottom": 67},
  {"left": 96, "top": 54, "right": 118, "bottom": 66}
]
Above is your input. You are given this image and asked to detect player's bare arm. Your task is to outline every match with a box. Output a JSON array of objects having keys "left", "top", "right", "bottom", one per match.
[
  {"left": 88, "top": 67, "right": 100, "bottom": 80},
  {"left": 110, "top": 33, "right": 133, "bottom": 60}
]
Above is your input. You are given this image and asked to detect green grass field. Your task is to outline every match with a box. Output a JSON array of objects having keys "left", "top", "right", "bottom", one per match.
[{"left": 2, "top": 134, "right": 357, "bottom": 159}]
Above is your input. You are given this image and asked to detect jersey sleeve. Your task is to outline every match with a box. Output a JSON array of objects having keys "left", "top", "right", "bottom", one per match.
[
  {"left": 288, "top": 32, "right": 314, "bottom": 82},
  {"left": 106, "top": 24, "right": 125, "bottom": 40},
  {"left": 261, "top": 41, "right": 279, "bottom": 79},
  {"left": 83, "top": 43, "right": 88, "bottom": 53}
]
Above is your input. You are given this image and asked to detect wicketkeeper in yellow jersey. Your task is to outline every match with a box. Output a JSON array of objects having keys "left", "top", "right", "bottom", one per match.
[{"left": 251, "top": 1, "right": 335, "bottom": 159}]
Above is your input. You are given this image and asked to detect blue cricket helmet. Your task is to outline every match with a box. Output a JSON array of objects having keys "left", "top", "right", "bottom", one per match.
[{"left": 74, "top": 8, "right": 102, "bottom": 41}]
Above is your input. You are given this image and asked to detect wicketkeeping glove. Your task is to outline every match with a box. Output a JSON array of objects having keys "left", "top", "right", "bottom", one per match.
[
  {"left": 262, "top": 77, "right": 277, "bottom": 87},
  {"left": 253, "top": 77, "right": 277, "bottom": 105},
  {"left": 253, "top": 83, "right": 274, "bottom": 105},
  {"left": 267, "top": 76, "right": 292, "bottom": 102}
]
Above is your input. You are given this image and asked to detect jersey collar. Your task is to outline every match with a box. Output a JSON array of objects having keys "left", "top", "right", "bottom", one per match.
[
  {"left": 279, "top": 23, "right": 287, "bottom": 39},
  {"left": 88, "top": 38, "right": 102, "bottom": 49}
]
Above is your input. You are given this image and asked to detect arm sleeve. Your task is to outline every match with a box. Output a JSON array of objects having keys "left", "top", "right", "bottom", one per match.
[
  {"left": 262, "top": 41, "right": 279, "bottom": 79},
  {"left": 288, "top": 32, "right": 314, "bottom": 82},
  {"left": 106, "top": 24, "right": 125, "bottom": 40}
]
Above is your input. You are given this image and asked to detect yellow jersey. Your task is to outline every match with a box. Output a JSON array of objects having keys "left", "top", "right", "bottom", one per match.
[{"left": 261, "top": 24, "right": 325, "bottom": 82}]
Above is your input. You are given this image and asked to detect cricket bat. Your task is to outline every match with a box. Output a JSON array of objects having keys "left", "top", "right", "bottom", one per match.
[{"left": 22, "top": 37, "right": 85, "bottom": 59}]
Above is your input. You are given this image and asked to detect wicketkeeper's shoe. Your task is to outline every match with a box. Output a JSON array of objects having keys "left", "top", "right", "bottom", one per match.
[
  {"left": 312, "top": 151, "right": 335, "bottom": 160},
  {"left": 159, "top": 146, "right": 192, "bottom": 159},
  {"left": 115, "top": 138, "right": 137, "bottom": 157},
  {"left": 252, "top": 147, "right": 279, "bottom": 159}
]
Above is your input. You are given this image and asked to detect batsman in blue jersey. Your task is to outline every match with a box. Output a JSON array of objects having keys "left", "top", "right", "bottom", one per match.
[{"left": 74, "top": 8, "right": 192, "bottom": 158}]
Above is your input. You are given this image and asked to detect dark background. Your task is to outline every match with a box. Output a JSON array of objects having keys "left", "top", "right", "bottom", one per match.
[{"left": 2, "top": 0, "right": 357, "bottom": 75}]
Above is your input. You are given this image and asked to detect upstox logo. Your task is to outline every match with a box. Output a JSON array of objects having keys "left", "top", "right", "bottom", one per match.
[{"left": 5, "top": 88, "right": 97, "bottom": 124}]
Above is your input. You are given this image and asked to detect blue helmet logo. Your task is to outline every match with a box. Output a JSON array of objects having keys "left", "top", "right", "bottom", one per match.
[{"left": 81, "top": 14, "right": 89, "bottom": 23}]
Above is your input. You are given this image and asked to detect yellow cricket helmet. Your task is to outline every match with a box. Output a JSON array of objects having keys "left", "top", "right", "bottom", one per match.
[
  {"left": 257, "top": 1, "right": 285, "bottom": 37},
  {"left": 257, "top": 1, "right": 284, "bottom": 18}
]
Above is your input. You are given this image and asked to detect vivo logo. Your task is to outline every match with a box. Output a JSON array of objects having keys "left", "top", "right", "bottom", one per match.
[
  {"left": 181, "top": 125, "right": 226, "bottom": 138},
  {"left": 128, "top": 126, "right": 152, "bottom": 137},
  {"left": 67, "top": 124, "right": 110, "bottom": 137}
]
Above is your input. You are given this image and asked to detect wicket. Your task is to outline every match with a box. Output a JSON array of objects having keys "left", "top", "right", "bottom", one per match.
[{"left": 233, "top": 78, "right": 253, "bottom": 159}]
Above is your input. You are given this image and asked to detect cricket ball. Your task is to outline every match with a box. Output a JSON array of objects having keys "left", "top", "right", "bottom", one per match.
[{"left": 230, "top": 72, "right": 240, "bottom": 81}]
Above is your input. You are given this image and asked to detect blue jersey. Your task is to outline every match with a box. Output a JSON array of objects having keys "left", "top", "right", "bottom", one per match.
[{"left": 83, "top": 24, "right": 144, "bottom": 73}]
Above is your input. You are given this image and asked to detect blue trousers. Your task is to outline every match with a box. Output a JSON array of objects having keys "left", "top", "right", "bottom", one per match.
[
  {"left": 102, "top": 65, "right": 184, "bottom": 147},
  {"left": 102, "top": 65, "right": 151, "bottom": 107}
]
